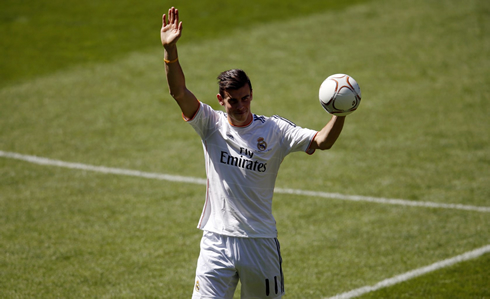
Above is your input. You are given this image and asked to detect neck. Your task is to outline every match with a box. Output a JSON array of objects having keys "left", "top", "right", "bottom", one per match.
[{"left": 229, "top": 113, "right": 253, "bottom": 127}]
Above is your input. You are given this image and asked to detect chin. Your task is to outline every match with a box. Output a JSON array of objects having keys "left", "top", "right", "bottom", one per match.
[{"left": 231, "top": 113, "right": 251, "bottom": 125}]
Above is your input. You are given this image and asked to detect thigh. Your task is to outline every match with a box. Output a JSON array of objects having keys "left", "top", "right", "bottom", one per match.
[
  {"left": 192, "top": 232, "right": 239, "bottom": 299},
  {"left": 237, "top": 238, "right": 284, "bottom": 299}
]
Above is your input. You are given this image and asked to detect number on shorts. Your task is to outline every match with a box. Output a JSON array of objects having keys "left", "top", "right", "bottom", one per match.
[{"left": 265, "top": 276, "right": 280, "bottom": 296}]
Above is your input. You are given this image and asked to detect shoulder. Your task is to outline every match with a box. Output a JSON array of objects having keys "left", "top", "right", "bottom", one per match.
[
  {"left": 187, "top": 102, "right": 225, "bottom": 122},
  {"left": 249, "top": 114, "right": 299, "bottom": 131},
  {"left": 270, "top": 115, "right": 298, "bottom": 128},
  {"left": 252, "top": 114, "right": 296, "bottom": 127},
  {"left": 253, "top": 114, "right": 267, "bottom": 124}
]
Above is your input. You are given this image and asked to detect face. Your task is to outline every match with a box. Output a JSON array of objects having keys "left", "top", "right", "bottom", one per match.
[{"left": 217, "top": 84, "right": 253, "bottom": 126}]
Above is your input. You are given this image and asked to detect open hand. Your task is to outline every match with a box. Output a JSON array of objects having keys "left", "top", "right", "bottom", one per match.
[{"left": 161, "top": 7, "right": 182, "bottom": 47}]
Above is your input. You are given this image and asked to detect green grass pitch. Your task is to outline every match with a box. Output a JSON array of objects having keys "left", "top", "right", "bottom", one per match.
[{"left": 1, "top": 0, "right": 489, "bottom": 298}]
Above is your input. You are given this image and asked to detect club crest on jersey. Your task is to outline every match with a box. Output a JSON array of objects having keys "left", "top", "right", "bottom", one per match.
[
  {"left": 257, "top": 137, "right": 267, "bottom": 151},
  {"left": 195, "top": 280, "right": 200, "bottom": 292}
]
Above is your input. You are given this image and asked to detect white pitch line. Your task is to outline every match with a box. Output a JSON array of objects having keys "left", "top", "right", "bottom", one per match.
[
  {"left": 0, "top": 150, "right": 206, "bottom": 185},
  {"left": 274, "top": 188, "right": 490, "bottom": 213},
  {"left": 326, "top": 244, "right": 490, "bottom": 299},
  {"left": 1, "top": 150, "right": 489, "bottom": 213}
]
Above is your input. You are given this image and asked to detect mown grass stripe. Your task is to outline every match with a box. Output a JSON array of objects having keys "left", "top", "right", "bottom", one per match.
[{"left": 2, "top": 150, "right": 489, "bottom": 213}]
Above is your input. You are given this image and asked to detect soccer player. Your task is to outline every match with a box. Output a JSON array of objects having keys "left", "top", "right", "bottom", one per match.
[{"left": 161, "top": 7, "right": 346, "bottom": 298}]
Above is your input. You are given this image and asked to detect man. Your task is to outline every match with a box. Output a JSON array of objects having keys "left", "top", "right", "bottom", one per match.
[{"left": 161, "top": 7, "right": 346, "bottom": 298}]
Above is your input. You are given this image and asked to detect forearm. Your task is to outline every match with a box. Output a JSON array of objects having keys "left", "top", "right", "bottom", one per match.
[
  {"left": 163, "top": 44, "right": 199, "bottom": 118},
  {"left": 161, "top": 7, "right": 199, "bottom": 118},
  {"left": 164, "top": 44, "right": 186, "bottom": 100},
  {"left": 312, "top": 115, "right": 345, "bottom": 150}
]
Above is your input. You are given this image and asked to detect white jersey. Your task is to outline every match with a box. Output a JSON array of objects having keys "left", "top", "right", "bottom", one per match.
[{"left": 187, "top": 102, "right": 317, "bottom": 238}]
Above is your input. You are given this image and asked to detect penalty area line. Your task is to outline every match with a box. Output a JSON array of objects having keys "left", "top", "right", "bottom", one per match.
[
  {"left": 325, "top": 244, "right": 490, "bottom": 299},
  {"left": 1, "top": 150, "right": 489, "bottom": 213}
]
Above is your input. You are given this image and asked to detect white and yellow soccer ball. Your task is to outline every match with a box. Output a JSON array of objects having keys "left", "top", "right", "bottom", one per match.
[{"left": 319, "top": 74, "right": 361, "bottom": 116}]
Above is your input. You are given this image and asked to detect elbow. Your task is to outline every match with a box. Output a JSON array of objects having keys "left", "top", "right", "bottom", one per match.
[
  {"left": 170, "top": 91, "right": 182, "bottom": 101},
  {"left": 320, "top": 143, "right": 334, "bottom": 150},
  {"left": 169, "top": 88, "right": 186, "bottom": 101},
  {"left": 317, "top": 134, "right": 341, "bottom": 150},
  {"left": 312, "top": 140, "right": 334, "bottom": 151},
  {"left": 318, "top": 137, "right": 337, "bottom": 150},
  {"left": 312, "top": 134, "right": 335, "bottom": 151}
]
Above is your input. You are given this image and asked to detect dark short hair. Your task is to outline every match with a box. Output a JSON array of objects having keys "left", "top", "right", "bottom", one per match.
[{"left": 217, "top": 69, "right": 252, "bottom": 97}]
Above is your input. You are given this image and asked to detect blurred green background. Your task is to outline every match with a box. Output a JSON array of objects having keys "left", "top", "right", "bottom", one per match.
[{"left": 1, "top": 0, "right": 489, "bottom": 298}]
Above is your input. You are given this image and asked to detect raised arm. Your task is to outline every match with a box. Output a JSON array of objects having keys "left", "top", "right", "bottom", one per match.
[
  {"left": 309, "top": 115, "right": 346, "bottom": 150},
  {"left": 161, "top": 7, "right": 199, "bottom": 119}
]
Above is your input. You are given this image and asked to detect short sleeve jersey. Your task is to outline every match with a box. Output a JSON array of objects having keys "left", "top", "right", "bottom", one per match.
[{"left": 187, "top": 102, "right": 318, "bottom": 238}]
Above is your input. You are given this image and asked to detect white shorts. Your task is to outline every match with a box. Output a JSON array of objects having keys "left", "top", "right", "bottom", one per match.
[{"left": 192, "top": 231, "right": 284, "bottom": 299}]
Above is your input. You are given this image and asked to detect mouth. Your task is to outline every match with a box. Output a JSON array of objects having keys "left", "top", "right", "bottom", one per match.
[{"left": 234, "top": 110, "right": 247, "bottom": 115}]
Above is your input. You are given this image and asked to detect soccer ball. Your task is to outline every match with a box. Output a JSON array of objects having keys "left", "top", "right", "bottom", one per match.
[{"left": 319, "top": 74, "right": 361, "bottom": 116}]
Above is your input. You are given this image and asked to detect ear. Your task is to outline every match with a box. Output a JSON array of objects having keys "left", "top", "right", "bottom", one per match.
[{"left": 217, "top": 94, "right": 225, "bottom": 106}]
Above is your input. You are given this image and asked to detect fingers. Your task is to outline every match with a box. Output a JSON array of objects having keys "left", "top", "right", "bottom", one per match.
[
  {"left": 168, "top": 8, "right": 173, "bottom": 24},
  {"left": 162, "top": 7, "right": 180, "bottom": 28},
  {"left": 168, "top": 7, "right": 178, "bottom": 25}
]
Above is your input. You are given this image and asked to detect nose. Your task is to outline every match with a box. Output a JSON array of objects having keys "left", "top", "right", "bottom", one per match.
[{"left": 236, "top": 101, "right": 245, "bottom": 111}]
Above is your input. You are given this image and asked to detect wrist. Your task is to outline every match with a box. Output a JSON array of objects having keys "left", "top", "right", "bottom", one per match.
[
  {"left": 164, "top": 57, "right": 179, "bottom": 64},
  {"left": 163, "top": 43, "right": 177, "bottom": 51},
  {"left": 163, "top": 44, "right": 179, "bottom": 63}
]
